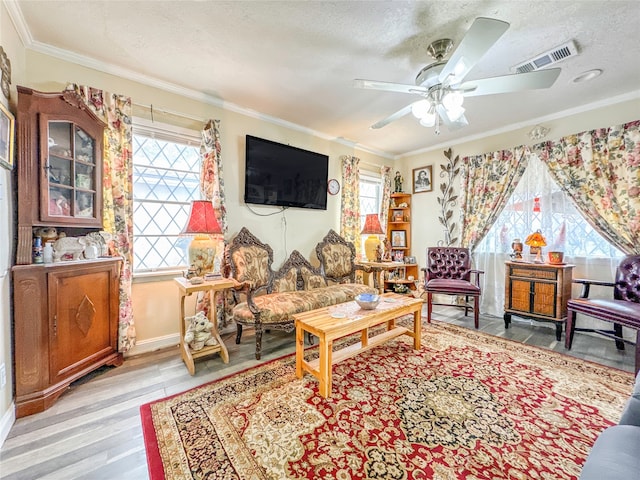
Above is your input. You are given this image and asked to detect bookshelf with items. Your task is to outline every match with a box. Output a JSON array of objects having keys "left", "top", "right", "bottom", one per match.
[{"left": 385, "top": 192, "right": 418, "bottom": 294}]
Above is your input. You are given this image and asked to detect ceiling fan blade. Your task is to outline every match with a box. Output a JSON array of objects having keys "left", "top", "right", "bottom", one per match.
[
  {"left": 436, "top": 104, "right": 469, "bottom": 130},
  {"left": 459, "top": 68, "right": 561, "bottom": 97},
  {"left": 371, "top": 104, "right": 413, "bottom": 129},
  {"left": 354, "top": 79, "right": 428, "bottom": 95},
  {"left": 438, "top": 17, "right": 510, "bottom": 85}
]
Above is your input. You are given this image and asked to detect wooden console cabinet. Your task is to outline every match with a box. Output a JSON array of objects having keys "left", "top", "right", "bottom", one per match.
[
  {"left": 12, "top": 87, "right": 122, "bottom": 417},
  {"left": 13, "top": 259, "right": 122, "bottom": 417},
  {"left": 504, "top": 261, "right": 574, "bottom": 341}
]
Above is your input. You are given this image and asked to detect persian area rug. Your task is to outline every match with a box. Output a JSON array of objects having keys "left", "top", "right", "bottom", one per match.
[{"left": 140, "top": 322, "right": 634, "bottom": 480}]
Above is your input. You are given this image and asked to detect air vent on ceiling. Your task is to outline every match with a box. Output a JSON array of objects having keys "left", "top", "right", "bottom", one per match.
[{"left": 513, "top": 40, "right": 579, "bottom": 74}]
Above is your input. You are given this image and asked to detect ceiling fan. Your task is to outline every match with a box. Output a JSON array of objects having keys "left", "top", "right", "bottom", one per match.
[{"left": 354, "top": 17, "right": 561, "bottom": 134}]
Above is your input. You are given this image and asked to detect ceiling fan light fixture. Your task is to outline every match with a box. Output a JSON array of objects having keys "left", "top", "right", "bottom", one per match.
[
  {"left": 411, "top": 99, "right": 431, "bottom": 119},
  {"left": 442, "top": 90, "right": 464, "bottom": 110},
  {"left": 446, "top": 105, "right": 466, "bottom": 122},
  {"left": 419, "top": 113, "right": 436, "bottom": 127}
]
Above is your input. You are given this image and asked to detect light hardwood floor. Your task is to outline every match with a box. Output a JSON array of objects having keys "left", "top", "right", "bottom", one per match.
[{"left": 0, "top": 306, "right": 635, "bottom": 480}]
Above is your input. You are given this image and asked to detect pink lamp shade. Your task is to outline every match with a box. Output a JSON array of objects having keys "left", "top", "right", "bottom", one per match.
[
  {"left": 182, "top": 200, "right": 222, "bottom": 235},
  {"left": 360, "top": 214, "right": 384, "bottom": 235},
  {"left": 182, "top": 200, "right": 221, "bottom": 276},
  {"left": 361, "top": 214, "right": 384, "bottom": 262}
]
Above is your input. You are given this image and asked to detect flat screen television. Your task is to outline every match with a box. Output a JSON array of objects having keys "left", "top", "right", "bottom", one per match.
[{"left": 244, "top": 135, "right": 329, "bottom": 210}]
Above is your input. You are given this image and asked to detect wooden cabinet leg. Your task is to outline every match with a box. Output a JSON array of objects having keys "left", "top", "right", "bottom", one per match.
[{"left": 504, "top": 313, "right": 511, "bottom": 328}]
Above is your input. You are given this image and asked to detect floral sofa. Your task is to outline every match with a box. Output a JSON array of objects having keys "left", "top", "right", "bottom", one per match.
[{"left": 225, "top": 227, "right": 377, "bottom": 360}]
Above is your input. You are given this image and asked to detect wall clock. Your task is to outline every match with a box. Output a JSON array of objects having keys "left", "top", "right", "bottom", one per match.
[{"left": 327, "top": 178, "right": 340, "bottom": 195}]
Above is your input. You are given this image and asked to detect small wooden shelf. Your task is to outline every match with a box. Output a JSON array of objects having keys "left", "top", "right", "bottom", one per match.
[
  {"left": 174, "top": 277, "right": 236, "bottom": 375},
  {"left": 386, "top": 193, "right": 418, "bottom": 292}
]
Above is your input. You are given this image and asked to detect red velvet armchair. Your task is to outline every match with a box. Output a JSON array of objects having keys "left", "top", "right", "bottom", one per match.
[
  {"left": 423, "top": 247, "right": 483, "bottom": 328},
  {"left": 565, "top": 254, "right": 640, "bottom": 375}
]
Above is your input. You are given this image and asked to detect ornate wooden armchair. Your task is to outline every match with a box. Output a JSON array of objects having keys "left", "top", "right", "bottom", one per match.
[
  {"left": 422, "top": 247, "right": 483, "bottom": 328},
  {"left": 565, "top": 254, "right": 640, "bottom": 375},
  {"left": 315, "top": 229, "right": 372, "bottom": 285}
]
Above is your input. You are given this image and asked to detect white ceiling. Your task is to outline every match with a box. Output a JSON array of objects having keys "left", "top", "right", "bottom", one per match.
[{"left": 7, "top": 0, "right": 640, "bottom": 157}]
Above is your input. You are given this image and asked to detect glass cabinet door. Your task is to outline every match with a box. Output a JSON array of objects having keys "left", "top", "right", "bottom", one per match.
[{"left": 41, "top": 117, "right": 102, "bottom": 226}]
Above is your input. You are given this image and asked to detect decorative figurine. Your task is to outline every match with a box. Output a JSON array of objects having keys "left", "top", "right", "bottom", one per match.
[
  {"left": 382, "top": 238, "right": 392, "bottom": 261},
  {"left": 511, "top": 238, "right": 523, "bottom": 260},
  {"left": 394, "top": 171, "right": 403, "bottom": 193}
]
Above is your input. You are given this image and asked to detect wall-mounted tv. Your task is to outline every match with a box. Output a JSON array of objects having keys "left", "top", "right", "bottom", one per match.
[{"left": 244, "top": 135, "right": 329, "bottom": 210}]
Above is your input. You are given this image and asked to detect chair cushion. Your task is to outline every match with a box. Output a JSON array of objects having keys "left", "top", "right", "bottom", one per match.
[
  {"left": 426, "top": 278, "right": 480, "bottom": 296},
  {"left": 301, "top": 266, "right": 327, "bottom": 290},
  {"left": 568, "top": 298, "right": 640, "bottom": 327},
  {"left": 319, "top": 242, "right": 353, "bottom": 278},
  {"left": 232, "top": 283, "right": 375, "bottom": 324},
  {"left": 272, "top": 268, "right": 297, "bottom": 293},
  {"left": 231, "top": 245, "right": 271, "bottom": 286},
  {"left": 579, "top": 425, "right": 640, "bottom": 479}
]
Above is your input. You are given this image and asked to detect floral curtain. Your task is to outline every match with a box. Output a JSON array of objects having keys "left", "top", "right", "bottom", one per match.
[
  {"left": 340, "top": 155, "right": 361, "bottom": 258},
  {"left": 460, "top": 147, "right": 529, "bottom": 251},
  {"left": 379, "top": 165, "right": 393, "bottom": 230},
  {"left": 198, "top": 119, "right": 226, "bottom": 320},
  {"left": 69, "top": 84, "right": 136, "bottom": 352},
  {"left": 534, "top": 120, "right": 640, "bottom": 254}
]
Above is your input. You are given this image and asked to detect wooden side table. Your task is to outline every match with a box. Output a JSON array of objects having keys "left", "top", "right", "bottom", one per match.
[
  {"left": 174, "top": 277, "right": 236, "bottom": 375},
  {"left": 357, "top": 260, "right": 417, "bottom": 293},
  {"left": 504, "top": 261, "right": 574, "bottom": 341}
]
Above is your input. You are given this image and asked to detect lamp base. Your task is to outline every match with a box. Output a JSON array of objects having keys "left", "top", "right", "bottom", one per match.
[
  {"left": 364, "top": 235, "right": 381, "bottom": 262},
  {"left": 188, "top": 234, "right": 216, "bottom": 276}
]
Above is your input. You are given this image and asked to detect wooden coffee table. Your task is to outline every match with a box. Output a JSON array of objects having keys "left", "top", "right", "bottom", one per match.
[{"left": 294, "top": 293, "right": 423, "bottom": 398}]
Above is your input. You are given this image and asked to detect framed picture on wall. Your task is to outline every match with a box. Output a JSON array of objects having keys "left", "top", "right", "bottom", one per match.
[
  {"left": 412, "top": 165, "right": 433, "bottom": 193},
  {"left": 391, "top": 230, "right": 406, "bottom": 248},
  {"left": 0, "top": 102, "right": 14, "bottom": 170}
]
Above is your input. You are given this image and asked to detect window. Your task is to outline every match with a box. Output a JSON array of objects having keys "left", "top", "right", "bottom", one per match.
[
  {"left": 132, "top": 120, "right": 201, "bottom": 273},
  {"left": 359, "top": 173, "right": 382, "bottom": 227},
  {"left": 475, "top": 155, "right": 623, "bottom": 318},
  {"left": 359, "top": 173, "right": 382, "bottom": 252},
  {"left": 476, "top": 155, "right": 622, "bottom": 258}
]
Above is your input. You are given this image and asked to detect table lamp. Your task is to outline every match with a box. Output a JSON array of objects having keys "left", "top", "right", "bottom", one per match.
[
  {"left": 361, "top": 213, "right": 384, "bottom": 262},
  {"left": 182, "top": 200, "right": 222, "bottom": 276},
  {"left": 525, "top": 229, "right": 547, "bottom": 263}
]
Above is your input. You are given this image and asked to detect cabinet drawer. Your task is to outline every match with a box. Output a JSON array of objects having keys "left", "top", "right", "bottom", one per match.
[{"left": 509, "top": 265, "right": 558, "bottom": 281}]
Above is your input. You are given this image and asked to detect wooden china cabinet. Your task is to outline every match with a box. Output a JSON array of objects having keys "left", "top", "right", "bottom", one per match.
[{"left": 12, "top": 86, "right": 122, "bottom": 417}]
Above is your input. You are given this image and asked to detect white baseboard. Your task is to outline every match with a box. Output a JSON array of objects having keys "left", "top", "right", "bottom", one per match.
[
  {"left": 0, "top": 401, "right": 15, "bottom": 448},
  {"left": 125, "top": 333, "right": 180, "bottom": 358}
]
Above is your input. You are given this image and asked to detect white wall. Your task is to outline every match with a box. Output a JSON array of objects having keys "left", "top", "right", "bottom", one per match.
[{"left": 0, "top": 0, "right": 26, "bottom": 445}]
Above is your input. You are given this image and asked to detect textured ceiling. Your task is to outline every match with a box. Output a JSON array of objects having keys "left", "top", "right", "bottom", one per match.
[{"left": 9, "top": 0, "right": 640, "bottom": 157}]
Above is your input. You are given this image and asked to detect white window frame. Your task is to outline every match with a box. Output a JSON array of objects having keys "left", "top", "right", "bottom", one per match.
[{"left": 132, "top": 118, "right": 201, "bottom": 280}]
